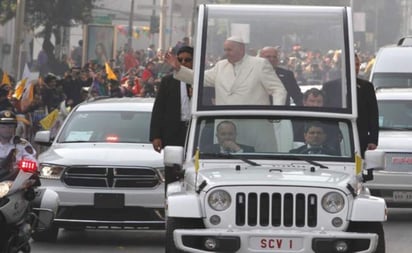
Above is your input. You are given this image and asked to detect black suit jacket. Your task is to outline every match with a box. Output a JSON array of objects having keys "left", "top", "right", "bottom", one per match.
[
  {"left": 204, "top": 143, "right": 255, "bottom": 153},
  {"left": 149, "top": 74, "right": 188, "bottom": 147},
  {"left": 275, "top": 67, "right": 303, "bottom": 106},
  {"left": 322, "top": 77, "right": 379, "bottom": 156},
  {"left": 290, "top": 144, "right": 338, "bottom": 155},
  {"left": 356, "top": 78, "right": 379, "bottom": 156},
  {"left": 321, "top": 78, "right": 343, "bottom": 108}
]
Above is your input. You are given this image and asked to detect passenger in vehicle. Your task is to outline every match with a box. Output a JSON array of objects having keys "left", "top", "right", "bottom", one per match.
[
  {"left": 259, "top": 46, "right": 303, "bottom": 106},
  {"left": 204, "top": 120, "right": 254, "bottom": 153},
  {"left": 164, "top": 36, "right": 287, "bottom": 106},
  {"left": 290, "top": 121, "right": 338, "bottom": 155},
  {"left": 292, "top": 88, "right": 342, "bottom": 152}
]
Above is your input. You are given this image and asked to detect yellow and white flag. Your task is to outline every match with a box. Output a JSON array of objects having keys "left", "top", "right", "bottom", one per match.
[
  {"left": 105, "top": 62, "right": 117, "bottom": 80},
  {"left": 1, "top": 71, "right": 11, "bottom": 86},
  {"left": 39, "top": 109, "right": 59, "bottom": 130},
  {"left": 355, "top": 153, "right": 363, "bottom": 175},
  {"left": 14, "top": 64, "right": 32, "bottom": 99}
]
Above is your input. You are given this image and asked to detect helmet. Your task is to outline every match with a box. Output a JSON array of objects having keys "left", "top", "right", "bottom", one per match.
[{"left": 0, "top": 110, "right": 17, "bottom": 125}]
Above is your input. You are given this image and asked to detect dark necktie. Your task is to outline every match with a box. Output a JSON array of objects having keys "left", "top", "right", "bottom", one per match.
[{"left": 186, "top": 83, "right": 192, "bottom": 99}]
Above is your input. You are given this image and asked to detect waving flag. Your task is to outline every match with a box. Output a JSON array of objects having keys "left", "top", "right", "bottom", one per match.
[
  {"left": 1, "top": 71, "right": 11, "bottom": 86},
  {"left": 105, "top": 62, "right": 117, "bottom": 80}
]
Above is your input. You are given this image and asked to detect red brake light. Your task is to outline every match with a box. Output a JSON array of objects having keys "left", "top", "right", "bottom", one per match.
[
  {"left": 18, "top": 160, "right": 38, "bottom": 173},
  {"left": 106, "top": 135, "right": 119, "bottom": 142}
]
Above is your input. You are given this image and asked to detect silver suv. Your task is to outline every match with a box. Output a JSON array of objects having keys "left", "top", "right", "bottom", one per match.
[
  {"left": 366, "top": 88, "right": 412, "bottom": 207},
  {"left": 32, "top": 97, "right": 164, "bottom": 241}
]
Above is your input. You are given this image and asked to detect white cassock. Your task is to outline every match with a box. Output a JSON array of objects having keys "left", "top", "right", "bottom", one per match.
[{"left": 174, "top": 54, "right": 286, "bottom": 106}]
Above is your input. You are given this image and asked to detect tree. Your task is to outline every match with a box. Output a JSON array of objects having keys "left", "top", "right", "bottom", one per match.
[
  {"left": 0, "top": 1, "right": 17, "bottom": 25},
  {"left": 1, "top": 0, "right": 96, "bottom": 74}
]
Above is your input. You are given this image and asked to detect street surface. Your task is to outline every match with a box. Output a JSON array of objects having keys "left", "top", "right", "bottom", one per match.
[{"left": 31, "top": 208, "right": 412, "bottom": 252}]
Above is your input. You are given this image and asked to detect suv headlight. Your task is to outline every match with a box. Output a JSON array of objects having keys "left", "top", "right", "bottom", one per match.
[
  {"left": 39, "top": 164, "right": 65, "bottom": 179},
  {"left": 208, "top": 190, "right": 231, "bottom": 211},
  {"left": 322, "top": 192, "right": 345, "bottom": 213},
  {"left": 155, "top": 167, "right": 165, "bottom": 182},
  {"left": 0, "top": 181, "right": 13, "bottom": 198}
]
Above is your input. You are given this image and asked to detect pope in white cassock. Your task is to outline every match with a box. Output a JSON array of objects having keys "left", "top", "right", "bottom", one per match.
[
  {"left": 165, "top": 36, "right": 287, "bottom": 152},
  {"left": 165, "top": 36, "right": 287, "bottom": 106}
]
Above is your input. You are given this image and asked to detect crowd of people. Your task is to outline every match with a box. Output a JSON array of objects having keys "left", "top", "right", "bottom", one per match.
[{"left": 0, "top": 35, "right": 378, "bottom": 158}]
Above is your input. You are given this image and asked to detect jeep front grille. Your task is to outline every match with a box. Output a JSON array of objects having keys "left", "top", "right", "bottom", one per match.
[
  {"left": 63, "top": 167, "right": 161, "bottom": 188},
  {"left": 235, "top": 192, "right": 317, "bottom": 227}
]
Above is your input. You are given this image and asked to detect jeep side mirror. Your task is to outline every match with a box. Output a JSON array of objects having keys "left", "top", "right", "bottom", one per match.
[
  {"left": 164, "top": 146, "right": 184, "bottom": 167},
  {"left": 364, "top": 150, "right": 385, "bottom": 170}
]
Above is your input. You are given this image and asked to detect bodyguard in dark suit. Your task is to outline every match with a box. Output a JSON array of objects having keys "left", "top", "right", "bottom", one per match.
[
  {"left": 260, "top": 47, "right": 303, "bottom": 105},
  {"left": 150, "top": 46, "right": 194, "bottom": 150},
  {"left": 321, "top": 54, "right": 379, "bottom": 157},
  {"left": 149, "top": 46, "right": 194, "bottom": 187},
  {"left": 355, "top": 54, "right": 378, "bottom": 157}
]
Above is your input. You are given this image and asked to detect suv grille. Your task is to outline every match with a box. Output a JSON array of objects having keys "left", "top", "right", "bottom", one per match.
[
  {"left": 63, "top": 167, "right": 161, "bottom": 188},
  {"left": 235, "top": 192, "right": 318, "bottom": 227}
]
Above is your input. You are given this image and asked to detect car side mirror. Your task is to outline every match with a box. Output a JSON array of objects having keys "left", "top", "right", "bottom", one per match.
[
  {"left": 34, "top": 130, "right": 53, "bottom": 146},
  {"left": 364, "top": 150, "right": 385, "bottom": 170},
  {"left": 164, "top": 146, "right": 184, "bottom": 167}
]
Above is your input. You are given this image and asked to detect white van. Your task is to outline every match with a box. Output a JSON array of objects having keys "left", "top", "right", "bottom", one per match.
[{"left": 369, "top": 45, "right": 412, "bottom": 89}]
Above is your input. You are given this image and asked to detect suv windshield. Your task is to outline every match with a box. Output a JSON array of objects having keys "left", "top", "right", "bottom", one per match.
[
  {"left": 57, "top": 111, "right": 151, "bottom": 143},
  {"left": 195, "top": 117, "right": 353, "bottom": 160},
  {"left": 372, "top": 73, "right": 412, "bottom": 89},
  {"left": 379, "top": 100, "right": 412, "bottom": 130},
  {"left": 197, "top": 5, "right": 352, "bottom": 112}
]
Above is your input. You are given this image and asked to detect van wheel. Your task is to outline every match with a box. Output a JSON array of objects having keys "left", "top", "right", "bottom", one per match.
[
  {"left": 347, "top": 222, "right": 385, "bottom": 253},
  {"left": 31, "top": 225, "right": 59, "bottom": 242},
  {"left": 166, "top": 217, "right": 204, "bottom": 253}
]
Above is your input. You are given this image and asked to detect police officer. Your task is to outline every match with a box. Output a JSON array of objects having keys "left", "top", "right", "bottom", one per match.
[{"left": 0, "top": 110, "right": 37, "bottom": 169}]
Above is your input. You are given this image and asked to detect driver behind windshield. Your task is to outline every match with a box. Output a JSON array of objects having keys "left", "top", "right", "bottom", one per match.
[
  {"left": 205, "top": 120, "right": 255, "bottom": 153},
  {"left": 290, "top": 121, "right": 338, "bottom": 155}
]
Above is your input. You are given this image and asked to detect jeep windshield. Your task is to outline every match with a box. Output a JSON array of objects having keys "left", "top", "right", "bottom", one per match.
[
  {"left": 195, "top": 116, "right": 354, "bottom": 161},
  {"left": 57, "top": 111, "right": 151, "bottom": 143},
  {"left": 195, "top": 5, "right": 353, "bottom": 113}
]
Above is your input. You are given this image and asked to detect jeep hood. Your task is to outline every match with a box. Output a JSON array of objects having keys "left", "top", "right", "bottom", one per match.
[
  {"left": 192, "top": 166, "right": 352, "bottom": 189},
  {"left": 38, "top": 143, "right": 163, "bottom": 167}
]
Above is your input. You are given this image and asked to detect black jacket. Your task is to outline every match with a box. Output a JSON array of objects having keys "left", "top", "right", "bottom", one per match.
[
  {"left": 290, "top": 144, "right": 338, "bottom": 155},
  {"left": 204, "top": 143, "right": 255, "bottom": 153},
  {"left": 150, "top": 74, "right": 188, "bottom": 147},
  {"left": 356, "top": 78, "right": 379, "bottom": 156},
  {"left": 275, "top": 67, "right": 303, "bottom": 106}
]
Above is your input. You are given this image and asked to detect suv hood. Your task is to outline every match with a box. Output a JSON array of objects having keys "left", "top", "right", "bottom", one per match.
[
  {"left": 378, "top": 131, "right": 412, "bottom": 151},
  {"left": 39, "top": 143, "right": 163, "bottom": 167},
  {"left": 189, "top": 165, "right": 352, "bottom": 189}
]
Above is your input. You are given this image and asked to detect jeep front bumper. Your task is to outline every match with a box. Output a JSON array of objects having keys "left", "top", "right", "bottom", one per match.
[{"left": 174, "top": 228, "right": 379, "bottom": 253}]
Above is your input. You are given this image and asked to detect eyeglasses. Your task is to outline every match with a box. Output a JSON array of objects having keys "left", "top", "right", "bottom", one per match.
[{"left": 178, "top": 57, "right": 193, "bottom": 63}]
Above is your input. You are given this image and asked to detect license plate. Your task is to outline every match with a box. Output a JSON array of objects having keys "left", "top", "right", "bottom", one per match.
[
  {"left": 94, "top": 193, "right": 125, "bottom": 208},
  {"left": 249, "top": 237, "right": 303, "bottom": 251},
  {"left": 393, "top": 191, "right": 412, "bottom": 202}
]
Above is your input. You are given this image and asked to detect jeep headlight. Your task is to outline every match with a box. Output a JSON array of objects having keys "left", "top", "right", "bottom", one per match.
[
  {"left": 39, "top": 164, "right": 65, "bottom": 179},
  {"left": 0, "top": 181, "right": 13, "bottom": 198},
  {"left": 208, "top": 190, "right": 231, "bottom": 211},
  {"left": 322, "top": 192, "right": 345, "bottom": 213}
]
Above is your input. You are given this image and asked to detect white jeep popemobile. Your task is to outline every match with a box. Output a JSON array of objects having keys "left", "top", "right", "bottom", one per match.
[{"left": 164, "top": 4, "right": 387, "bottom": 253}]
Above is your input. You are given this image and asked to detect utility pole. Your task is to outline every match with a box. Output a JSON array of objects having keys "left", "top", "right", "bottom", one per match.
[
  {"left": 128, "top": 0, "right": 135, "bottom": 50},
  {"left": 12, "top": 0, "right": 25, "bottom": 79},
  {"left": 159, "top": 0, "right": 167, "bottom": 50}
]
